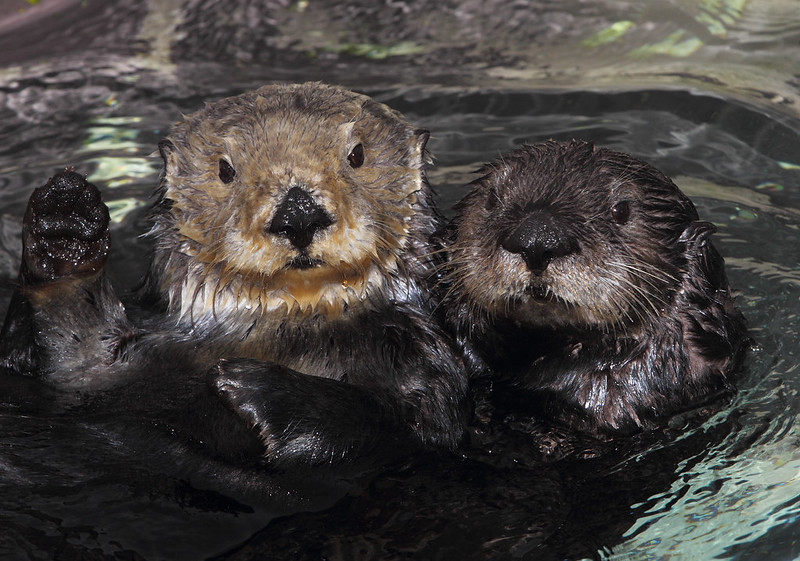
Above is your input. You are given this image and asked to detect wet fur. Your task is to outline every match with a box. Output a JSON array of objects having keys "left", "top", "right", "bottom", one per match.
[
  {"left": 149, "top": 83, "right": 439, "bottom": 324},
  {"left": 0, "top": 83, "right": 466, "bottom": 473},
  {"left": 438, "top": 140, "right": 746, "bottom": 434}
]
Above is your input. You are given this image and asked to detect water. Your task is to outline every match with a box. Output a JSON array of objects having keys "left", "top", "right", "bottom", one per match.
[{"left": 1, "top": 1, "right": 799, "bottom": 559}]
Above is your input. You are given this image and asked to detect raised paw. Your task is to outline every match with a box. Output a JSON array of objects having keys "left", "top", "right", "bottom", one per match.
[{"left": 21, "top": 170, "right": 110, "bottom": 284}]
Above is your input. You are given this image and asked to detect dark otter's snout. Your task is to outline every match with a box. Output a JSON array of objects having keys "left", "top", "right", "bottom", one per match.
[
  {"left": 501, "top": 209, "right": 578, "bottom": 275},
  {"left": 268, "top": 186, "right": 334, "bottom": 249}
]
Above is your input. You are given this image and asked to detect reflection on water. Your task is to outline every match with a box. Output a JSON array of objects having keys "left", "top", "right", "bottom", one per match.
[{"left": 0, "top": 1, "right": 799, "bottom": 559}]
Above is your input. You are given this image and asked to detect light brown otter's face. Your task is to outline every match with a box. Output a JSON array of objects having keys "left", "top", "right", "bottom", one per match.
[
  {"left": 446, "top": 140, "right": 702, "bottom": 332},
  {"left": 154, "top": 83, "right": 430, "bottom": 319}
]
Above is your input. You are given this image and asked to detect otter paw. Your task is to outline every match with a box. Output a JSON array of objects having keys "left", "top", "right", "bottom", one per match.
[
  {"left": 215, "top": 359, "right": 278, "bottom": 430},
  {"left": 21, "top": 170, "right": 110, "bottom": 284},
  {"left": 214, "top": 358, "right": 314, "bottom": 455},
  {"left": 214, "top": 358, "right": 392, "bottom": 465}
]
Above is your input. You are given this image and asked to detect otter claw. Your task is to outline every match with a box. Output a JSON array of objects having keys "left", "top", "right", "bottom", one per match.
[{"left": 21, "top": 170, "right": 110, "bottom": 284}]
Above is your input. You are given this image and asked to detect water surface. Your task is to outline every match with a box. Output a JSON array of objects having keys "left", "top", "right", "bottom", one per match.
[{"left": 1, "top": 1, "right": 799, "bottom": 559}]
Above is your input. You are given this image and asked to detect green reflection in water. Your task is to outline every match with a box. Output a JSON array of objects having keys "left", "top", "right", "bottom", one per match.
[
  {"left": 86, "top": 154, "right": 159, "bottom": 221},
  {"left": 631, "top": 30, "right": 703, "bottom": 58},
  {"left": 582, "top": 21, "right": 634, "bottom": 48},
  {"left": 321, "top": 41, "right": 427, "bottom": 59},
  {"left": 80, "top": 127, "right": 140, "bottom": 153},
  {"left": 105, "top": 198, "right": 146, "bottom": 224},
  {"left": 86, "top": 157, "right": 159, "bottom": 189},
  {"left": 79, "top": 116, "right": 160, "bottom": 223},
  {"left": 694, "top": 0, "right": 747, "bottom": 38},
  {"left": 79, "top": 116, "right": 145, "bottom": 153}
]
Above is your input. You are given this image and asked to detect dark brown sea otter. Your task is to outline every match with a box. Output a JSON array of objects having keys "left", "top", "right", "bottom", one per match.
[
  {"left": 0, "top": 83, "right": 466, "bottom": 473},
  {"left": 438, "top": 140, "right": 746, "bottom": 435}
]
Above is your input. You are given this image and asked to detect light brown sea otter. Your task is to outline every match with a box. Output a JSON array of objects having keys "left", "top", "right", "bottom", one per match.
[
  {"left": 437, "top": 140, "right": 746, "bottom": 436},
  {"left": 0, "top": 83, "right": 467, "bottom": 472},
  {"left": 150, "top": 83, "right": 437, "bottom": 332}
]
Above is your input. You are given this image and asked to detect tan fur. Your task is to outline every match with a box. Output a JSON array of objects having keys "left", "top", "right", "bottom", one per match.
[{"left": 151, "top": 83, "right": 431, "bottom": 326}]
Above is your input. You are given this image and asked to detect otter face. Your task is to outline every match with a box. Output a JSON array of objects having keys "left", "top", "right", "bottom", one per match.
[
  {"left": 446, "top": 140, "right": 701, "bottom": 331},
  {"left": 152, "top": 83, "right": 431, "bottom": 320}
]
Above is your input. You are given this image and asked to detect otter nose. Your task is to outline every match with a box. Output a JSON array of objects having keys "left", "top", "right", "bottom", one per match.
[
  {"left": 501, "top": 210, "right": 577, "bottom": 275},
  {"left": 268, "top": 186, "right": 333, "bottom": 249}
]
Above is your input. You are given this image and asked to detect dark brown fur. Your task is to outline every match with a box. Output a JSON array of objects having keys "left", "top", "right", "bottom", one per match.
[{"left": 438, "top": 140, "right": 747, "bottom": 435}]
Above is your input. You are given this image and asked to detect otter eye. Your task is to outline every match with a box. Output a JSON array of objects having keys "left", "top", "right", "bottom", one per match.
[
  {"left": 347, "top": 143, "right": 364, "bottom": 168},
  {"left": 611, "top": 200, "right": 631, "bottom": 224},
  {"left": 219, "top": 159, "right": 236, "bottom": 184}
]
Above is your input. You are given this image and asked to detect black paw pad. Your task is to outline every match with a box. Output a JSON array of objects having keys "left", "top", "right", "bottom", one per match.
[{"left": 21, "top": 170, "right": 110, "bottom": 283}]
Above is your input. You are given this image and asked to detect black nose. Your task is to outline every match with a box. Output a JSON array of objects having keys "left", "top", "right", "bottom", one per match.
[
  {"left": 501, "top": 210, "right": 578, "bottom": 275},
  {"left": 268, "top": 186, "right": 333, "bottom": 249}
]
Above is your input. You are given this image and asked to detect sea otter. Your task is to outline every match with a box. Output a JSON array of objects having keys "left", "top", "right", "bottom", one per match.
[
  {"left": 437, "top": 140, "right": 746, "bottom": 435},
  {"left": 0, "top": 83, "right": 466, "bottom": 470}
]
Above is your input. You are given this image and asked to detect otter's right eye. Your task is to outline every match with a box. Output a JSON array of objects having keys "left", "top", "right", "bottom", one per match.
[
  {"left": 347, "top": 143, "right": 364, "bottom": 168},
  {"left": 219, "top": 159, "right": 236, "bottom": 184},
  {"left": 611, "top": 200, "right": 631, "bottom": 224}
]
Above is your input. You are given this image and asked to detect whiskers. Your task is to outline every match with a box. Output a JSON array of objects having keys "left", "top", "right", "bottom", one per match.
[
  {"left": 371, "top": 220, "right": 406, "bottom": 283},
  {"left": 170, "top": 244, "right": 406, "bottom": 328},
  {"left": 566, "top": 253, "right": 679, "bottom": 334},
  {"left": 431, "top": 241, "right": 508, "bottom": 334},
  {"left": 435, "top": 235, "right": 683, "bottom": 338}
]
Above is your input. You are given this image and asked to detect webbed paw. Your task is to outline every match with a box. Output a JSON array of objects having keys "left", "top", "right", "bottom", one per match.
[
  {"left": 215, "top": 358, "right": 337, "bottom": 464},
  {"left": 214, "top": 359, "right": 290, "bottom": 452},
  {"left": 21, "top": 170, "right": 110, "bottom": 284},
  {"left": 214, "top": 358, "right": 411, "bottom": 466}
]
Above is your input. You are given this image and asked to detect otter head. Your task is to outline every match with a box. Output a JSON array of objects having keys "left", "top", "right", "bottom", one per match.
[
  {"left": 445, "top": 140, "right": 710, "bottom": 334},
  {"left": 150, "top": 83, "right": 432, "bottom": 323}
]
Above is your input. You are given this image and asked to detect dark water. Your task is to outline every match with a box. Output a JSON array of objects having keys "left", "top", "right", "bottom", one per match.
[{"left": 1, "top": 1, "right": 799, "bottom": 560}]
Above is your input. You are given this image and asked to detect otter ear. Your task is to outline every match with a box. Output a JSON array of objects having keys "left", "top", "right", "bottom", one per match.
[
  {"left": 414, "top": 128, "right": 433, "bottom": 166},
  {"left": 679, "top": 220, "right": 717, "bottom": 248},
  {"left": 158, "top": 139, "right": 179, "bottom": 172},
  {"left": 680, "top": 220, "right": 728, "bottom": 290}
]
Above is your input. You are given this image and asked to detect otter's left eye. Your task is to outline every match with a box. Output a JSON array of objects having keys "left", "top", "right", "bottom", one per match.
[
  {"left": 219, "top": 158, "right": 236, "bottom": 184},
  {"left": 347, "top": 143, "right": 364, "bottom": 168},
  {"left": 611, "top": 200, "right": 631, "bottom": 224}
]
